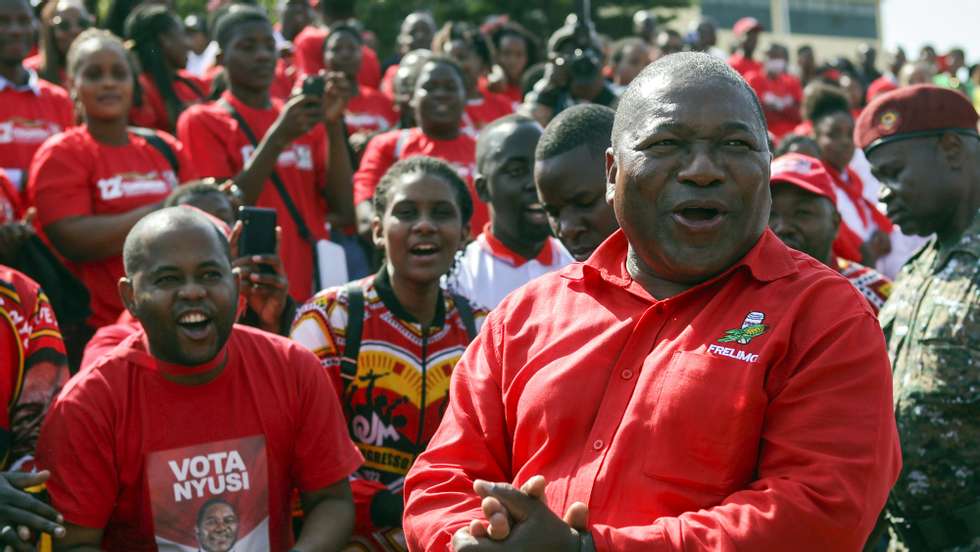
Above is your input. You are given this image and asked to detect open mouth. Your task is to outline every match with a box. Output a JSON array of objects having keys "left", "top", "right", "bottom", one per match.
[
  {"left": 409, "top": 243, "right": 440, "bottom": 259},
  {"left": 176, "top": 310, "right": 213, "bottom": 341},
  {"left": 671, "top": 202, "right": 728, "bottom": 231},
  {"left": 524, "top": 202, "right": 548, "bottom": 224}
]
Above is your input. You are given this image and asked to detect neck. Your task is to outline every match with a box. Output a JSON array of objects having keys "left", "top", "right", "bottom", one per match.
[
  {"left": 741, "top": 48, "right": 754, "bottom": 59},
  {"left": 387, "top": 264, "right": 440, "bottom": 327},
  {"left": 938, "top": 181, "right": 980, "bottom": 248},
  {"left": 347, "top": 73, "right": 360, "bottom": 96},
  {"left": 492, "top": 220, "right": 546, "bottom": 261},
  {"left": 0, "top": 61, "right": 27, "bottom": 85},
  {"left": 421, "top": 122, "right": 459, "bottom": 141},
  {"left": 229, "top": 83, "right": 271, "bottom": 109},
  {"left": 625, "top": 246, "right": 697, "bottom": 300},
  {"left": 85, "top": 116, "right": 130, "bottom": 146}
]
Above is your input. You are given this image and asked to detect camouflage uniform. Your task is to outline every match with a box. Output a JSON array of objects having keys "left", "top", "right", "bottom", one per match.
[{"left": 880, "top": 209, "right": 980, "bottom": 551}]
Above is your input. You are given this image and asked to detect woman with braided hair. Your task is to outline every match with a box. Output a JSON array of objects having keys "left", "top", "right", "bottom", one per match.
[{"left": 124, "top": 3, "right": 209, "bottom": 132}]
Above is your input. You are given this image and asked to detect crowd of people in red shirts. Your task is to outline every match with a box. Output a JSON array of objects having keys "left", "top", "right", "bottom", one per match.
[{"left": 0, "top": 0, "right": 976, "bottom": 550}]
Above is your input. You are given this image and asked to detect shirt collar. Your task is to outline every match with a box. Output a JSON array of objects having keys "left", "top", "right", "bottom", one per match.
[
  {"left": 373, "top": 265, "right": 447, "bottom": 329},
  {"left": 0, "top": 68, "right": 40, "bottom": 95},
  {"left": 560, "top": 228, "right": 797, "bottom": 299},
  {"left": 480, "top": 223, "right": 555, "bottom": 267}
]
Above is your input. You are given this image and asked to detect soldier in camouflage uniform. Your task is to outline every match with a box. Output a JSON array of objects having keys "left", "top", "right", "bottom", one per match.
[{"left": 857, "top": 85, "right": 980, "bottom": 550}]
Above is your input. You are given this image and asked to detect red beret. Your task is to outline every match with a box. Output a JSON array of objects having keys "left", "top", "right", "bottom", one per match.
[
  {"left": 770, "top": 154, "right": 837, "bottom": 207},
  {"left": 865, "top": 78, "right": 897, "bottom": 104},
  {"left": 733, "top": 17, "right": 763, "bottom": 37},
  {"left": 855, "top": 84, "right": 979, "bottom": 154}
]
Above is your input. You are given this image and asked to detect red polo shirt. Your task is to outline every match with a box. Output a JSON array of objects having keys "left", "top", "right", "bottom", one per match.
[
  {"left": 177, "top": 92, "right": 330, "bottom": 302},
  {"left": 403, "top": 229, "right": 901, "bottom": 551}
]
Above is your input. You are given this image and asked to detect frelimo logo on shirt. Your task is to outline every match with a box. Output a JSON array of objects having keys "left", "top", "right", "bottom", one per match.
[
  {"left": 0, "top": 118, "right": 63, "bottom": 144},
  {"left": 97, "top": 171, "right": 176, "bottom": 201},
  {"left": 707, "top": 311, "right": 769, "bottom": 363}
]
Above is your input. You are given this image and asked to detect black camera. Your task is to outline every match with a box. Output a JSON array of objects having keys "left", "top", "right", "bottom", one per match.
[{"left": 555, "top": 47, "right": 601, "bottom": 81}]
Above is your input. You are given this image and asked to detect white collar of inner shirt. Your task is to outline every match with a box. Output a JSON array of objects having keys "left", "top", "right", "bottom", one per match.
[{"left": 0, "top": 68, "right": 41, "bottom": 96}]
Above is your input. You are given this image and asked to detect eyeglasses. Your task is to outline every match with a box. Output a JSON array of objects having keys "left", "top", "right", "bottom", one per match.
[{"left": 51, "top": 15, "right": 94, "bottom": 32}]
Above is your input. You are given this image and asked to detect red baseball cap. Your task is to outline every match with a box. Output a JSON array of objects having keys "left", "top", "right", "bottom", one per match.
[
  {"left": 733, "top": 17, "right": 764, "bottom": 37},
  {"left": 770, "top": 153, "right": 837, "bottom": 206},
  {"left": 855, "top": 84, "right": 979, "bottom": 154}
]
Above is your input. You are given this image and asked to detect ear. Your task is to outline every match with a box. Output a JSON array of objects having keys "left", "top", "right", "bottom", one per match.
[
  {"left": 118, "top": 277, "right": 136, "bottom": 316},
  {"left": 474, "top": 173, "right": 491, "bottom": 203},
  {"left": 830, "top": 207, "right": 841, "bottom": 233},
  {"left": 371, "top": 215, "right": 385, "bottom": 250},
  {"left": 605, "top": 147, "right": 617, "bottom": 206},
  {"left": 938, "top": 131, "right": 964, "bottom": 169}
]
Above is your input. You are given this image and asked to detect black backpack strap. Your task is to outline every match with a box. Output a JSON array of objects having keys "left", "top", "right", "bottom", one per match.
[
  {"left": 219, "top": 99, "right": 321, "bottom": 287},
  {"left": 128, "top": 127, "right": 179, "bottom": 176},
  {"left": 340, "top": 282, "right": 365, "bottom": 390},
  {"left": 174, "top": 74, "right": 207, "bottom": 100},
  {"left": 450, "top": 292, "right": 477, "bottom": 340}
]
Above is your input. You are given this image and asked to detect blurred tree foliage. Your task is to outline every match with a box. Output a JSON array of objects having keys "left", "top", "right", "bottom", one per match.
[{"left": 96, "top": 0, "right": 691, "bottom": 59}]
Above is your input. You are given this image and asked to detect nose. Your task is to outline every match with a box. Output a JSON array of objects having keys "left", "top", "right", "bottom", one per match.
[
  {"left": 178, "top": 281, "right": 207, "bottom": 301},
  {"left": 413, "top": 214, "right": 438, "bottom": 234},
  {"left": 558, "top": 210, "right": 586, "bottom": 242},
  {"left": 677, "top": 142, "right": 724, "bottom": 187}
]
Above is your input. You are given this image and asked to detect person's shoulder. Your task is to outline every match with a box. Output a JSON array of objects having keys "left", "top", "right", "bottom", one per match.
[
  {"left": 59, "top": 333, "right": 145, "bottom": 403},
  {"left": 294, "top": 25, "right": 327, "bottom": 46},
  {"left": 36, "top": 78, "right": 70, "bottom": 101},
  {"left": 35, "top": 126, "right": 89, "bottom": 156},
  {"left": 781, "top": 246, "right": 876, "bottom": 317},
  {"left": 180, "top": 99, "right": 227, "bottom": 121},
  {"left": 134, "top": 127, "right": 182, "bottom": 148}
]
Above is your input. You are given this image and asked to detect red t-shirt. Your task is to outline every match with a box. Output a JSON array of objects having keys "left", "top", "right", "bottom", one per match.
[
  {"left": 461, "top": 92, "right": 514, "bottom": 139},
  {"left": 271, "top": 58, "right": 299, "bottom": 101},
  {"left": 403, "top": 229, "right": 901, "bottom": 551},
  {"left": 352, "top": 127, "right": 485, "bottom": 232},
  {"left": 728, "top": 53, "right": 763, "bottom": 78},
  {"left": 27, "top": 127, "right": 192, "bottom": 328},
  {"left": 177, "top": 92, "right": 330, "bottom": 301},
  {"left": 130, "top": 70, "right": 210, "bottom": 132},
  {"left": 36, "top": 325, "right": 363, "bottom": 551},
  {"left": 0, "top": 170, "right": 23, "bottom": 224},
  {"left": 478, "top": 76, "right": 523, "bottom": 108},
  {"left": 0, "top": 73, "right": 74, "bottom": 192},
  {"left": 745, "top": 71, "right": 803, "bottom": 141},
  {"left": 345, "top": 86, "right": 397, "bottom": 137},
  {"left": 293, "top": 27, "right": 381, "bottom": 89},
  {"left": 380, "top": 63, "right": 398, "bottom": 101},
  {"left": 0, "top": 266, "right": 69, "bottom": 471}
]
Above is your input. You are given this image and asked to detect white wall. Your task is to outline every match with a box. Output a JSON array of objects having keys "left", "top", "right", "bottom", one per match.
[{"left": 880, "top": 0, "right": 980, "bottom": 59}]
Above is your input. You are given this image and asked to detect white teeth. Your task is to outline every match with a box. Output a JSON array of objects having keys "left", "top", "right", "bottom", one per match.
[{"left": 179, "top": 313, "right": 207, "bottom": 324}]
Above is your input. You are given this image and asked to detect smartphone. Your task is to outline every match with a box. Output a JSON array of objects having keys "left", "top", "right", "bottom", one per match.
[
  {"left": 238, "top": 206, "right": 277, "bottom": 258},
  {"left": 301, "top": 74, "right": 326, "bottom": 97}
]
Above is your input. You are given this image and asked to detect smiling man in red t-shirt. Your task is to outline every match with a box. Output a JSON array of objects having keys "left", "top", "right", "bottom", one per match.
[
  {"left": 403, "top": 53, "right": 900, "bottom": 552},
  {"left": 36, "top": 207, "right": 362, "bottom": 551}
]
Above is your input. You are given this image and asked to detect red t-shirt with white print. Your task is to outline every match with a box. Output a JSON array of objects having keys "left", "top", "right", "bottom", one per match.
[
  {"left": 177, "top": 92, "right": 330, "bottom": 302},
  {"left": 27, "top": 127, "right": 192, "bottom": 328},
  {"left": 36, "top": 325, "right": 362, "bottom": 551}
]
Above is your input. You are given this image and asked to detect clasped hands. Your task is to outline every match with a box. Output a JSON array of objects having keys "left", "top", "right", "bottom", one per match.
[{"left": 451, "top": 475, "right": 591, "bottom": 552}]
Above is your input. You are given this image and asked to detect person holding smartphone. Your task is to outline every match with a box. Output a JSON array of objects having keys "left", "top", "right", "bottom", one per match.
[{"left": 177, "top": 5, "right": 355, "bottom": 303}]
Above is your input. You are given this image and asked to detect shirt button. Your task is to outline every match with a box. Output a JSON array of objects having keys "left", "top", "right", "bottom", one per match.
[
  {"left": 593, "top": 439, "right": 604, "bottom": 450},
  {"left": 620, "top": 369, "right": 633, "bottom": 380}
]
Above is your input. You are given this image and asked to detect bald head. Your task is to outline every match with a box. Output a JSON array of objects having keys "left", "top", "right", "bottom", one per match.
[
  {"left": 123, "top": 208, "right": 231, "bottom": 276},
  {"left": 612, "top": 52, "right": 767, "bottom": 152}
]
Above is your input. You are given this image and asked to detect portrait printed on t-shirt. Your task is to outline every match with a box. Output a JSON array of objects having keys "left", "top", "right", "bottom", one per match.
[{"left": 146, "top": 435, "right": 270, "bottom": 551}]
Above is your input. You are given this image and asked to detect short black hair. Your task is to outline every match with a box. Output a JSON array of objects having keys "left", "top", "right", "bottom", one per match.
[
  {"left": 196, "top": 498, "right": 236, "bottom": 528},
  {"left": 537, "top": 104, "right": 615, "bottom": 163},
  {"left": 123, "top": 208, "right": 230, "bottom": 276},
  {"left": 374, "top": 156, "right": 473, "bottom": 226},
  {"left": 213, "top": 5, "right": 269, "bottom": 49},
  {"left": 475, "top": 114, "right": 539, "bottom": 173},
  {"left": 774, "top": 134, "right": 820, "bottom": 157},
  {"left": 323, "top": 23, "right": 363, "bottom": 50},
  {"left": 163, "top": 180, "right": 226, "bottom": 208},
  {"left": 612, "top": 52, "right": 767, "bottom": 151},
  {"left": 803, "top": 82, "right": 850, "bottom": 123},
  {"left": 413, "top": 54, "right": 466, "bottom": 95}
]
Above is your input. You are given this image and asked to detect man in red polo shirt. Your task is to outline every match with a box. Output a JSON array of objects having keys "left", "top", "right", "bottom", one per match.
[
  {"left": 727, "top": 17, "right": 763, "bottom": 78},
  {"left": 403, "top": 53, "right": 900, "bottom": 551},
  {"left": 36, "top": 208, "right": 361, "bottom": 550},
  {"left": 0, "top": 0, "right": 74, "bottom": 193}
]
